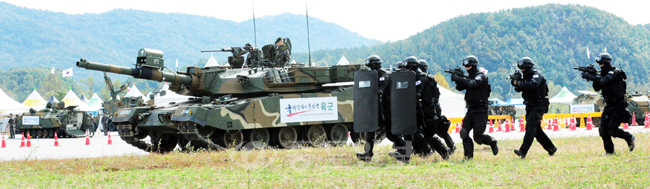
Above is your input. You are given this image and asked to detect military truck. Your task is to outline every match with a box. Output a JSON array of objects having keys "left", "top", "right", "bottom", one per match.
[
  {"left": 17, "top": 102, "right": 95, "bottom": 138},
  {"left": 77, "top": 48, "right": 360, "bottom": 153}
]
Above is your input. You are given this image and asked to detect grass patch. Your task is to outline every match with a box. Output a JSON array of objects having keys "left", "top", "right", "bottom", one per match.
[{"left": 1, "top": 133, "right": 649, "bottom": 188}]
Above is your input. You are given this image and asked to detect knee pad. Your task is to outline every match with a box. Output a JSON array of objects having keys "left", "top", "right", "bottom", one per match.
[{"left": 460, "top": 128, "right": 469, "bottom": 139}]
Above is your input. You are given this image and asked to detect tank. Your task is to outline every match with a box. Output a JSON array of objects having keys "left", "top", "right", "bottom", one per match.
[
  {"left": 100, "top": 72, "right": 149, "bottom": 131},
  {"left": 77, "top": 48, "right": 361, "bottom": 153},
  {"left": 626, "top": 92, "right": 649, "bottom": 124},
  {"left": 16, "top": 102, "right": 95, "bottom": 138}
]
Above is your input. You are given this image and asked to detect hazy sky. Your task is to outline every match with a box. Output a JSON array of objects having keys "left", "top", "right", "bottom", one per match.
[{"left": 2, "top": 0, "right": 648, "bottom": 42}]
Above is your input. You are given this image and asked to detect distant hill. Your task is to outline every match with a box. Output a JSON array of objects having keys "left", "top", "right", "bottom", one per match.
[{"left": 296, "top": 4, "right": 650, "bottom": 100}]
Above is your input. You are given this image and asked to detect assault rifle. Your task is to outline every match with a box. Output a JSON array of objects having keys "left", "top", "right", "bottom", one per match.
[
  {"left": 574, "top": 65, "right": 599, "bottom": 81},
  {"left": 444, "top": 66, "right": 467, "bottom": 78}
]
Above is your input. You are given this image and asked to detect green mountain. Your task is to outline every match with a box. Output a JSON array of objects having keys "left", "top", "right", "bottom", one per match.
[
  {"left": 296, "top": 4, "right": 650, "bottom": 100},
  {"left": 0, "top": 2, "right": 379, "bottom": 101}
]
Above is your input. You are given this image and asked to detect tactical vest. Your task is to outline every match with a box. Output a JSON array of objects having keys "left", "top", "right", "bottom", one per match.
[
  {"left": 465, "top": 72, "right": 491, "bottom": 106},
  {"left": 522, "top": 70, "right": 549, "bottom": 106},
  {"left": 601, "top": 68, "right": 627, "bottom": 103}
]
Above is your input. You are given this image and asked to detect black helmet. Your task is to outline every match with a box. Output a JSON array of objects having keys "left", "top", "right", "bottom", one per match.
[
  {"left": 418, "top": 59, "right": 429, "bottom": 71},
  {"left": 394, "top": 61, "right": 404, "bottom": 70},
  {"left": 596, "top": 53, "right": 612, "bottom": 65},
  {"left": 365, "top": 55, "right": 382, "bottom": 66},
  {"left": 517, "top": 57, "right": 534, "bottom": 69},
  {"left": 404, "top": 56, "right": 419, "bottom": 69},
  {"left": 462, "top": 55, "right": 479, "bottom": 67}
]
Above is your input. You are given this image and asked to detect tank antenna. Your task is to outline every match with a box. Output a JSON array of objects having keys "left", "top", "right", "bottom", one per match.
[
  {"left": 305, "top": 0, "right": 312, "bottom": 65},
  {"left": 252, "top": 0, "right": 257, "bottom": 47}
]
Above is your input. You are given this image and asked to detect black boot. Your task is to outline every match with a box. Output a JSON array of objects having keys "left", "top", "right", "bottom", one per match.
[
  {"left": 388, "top": 151, "right": 410, "bottom": 164},
  {"left": 356, "top": 152, "right": 373, "bottom": 162},
  {"left": 547, "top": 146, "right": 557, "bottom": 156},
  {"left": 514, "top": 149, "right": 525, "bottom": 159},
  {"left": 490, "top": 141, "right": 499, "bottom": 155},
  {"left": 626, "top": 135, "right": 635, "bottom": 152}
]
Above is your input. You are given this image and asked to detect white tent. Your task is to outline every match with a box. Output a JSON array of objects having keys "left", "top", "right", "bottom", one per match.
[
  {"left": 336, "top": 55, "right": 350, "bottom": 65},
  {"left": 61, "top": 90, "right": 89, "bottom": 107},
  {"left": 46, "top": 94, "right": 59, "bottom": 103},
  {"left": 154, "top": 83, "right": 192, "bottom": 105},
  {"left": 86, "top": 93, "right": 104, "bottom": 109},
  {"left": 79, "top": 94, "right": 89, "bottom": 103},
  {"left": 0, "top": 88, "right": 30, "bottom": 113},
  {"left": 438, "top": 85, "right": 466, "bottom": 118},
  {"left": 124, "top": 84, "right": 149, "bottom": 101},
  {"left": 22, "top": 89, "right": 48, "bottom": 109},
  {"left": 549, "top": 86, "right": 577, "bottom": 104},
  {"left": 204, "top": 54, "right": 220, "bottom": 68}
]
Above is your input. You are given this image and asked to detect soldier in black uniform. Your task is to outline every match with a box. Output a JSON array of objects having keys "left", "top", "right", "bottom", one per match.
[
  {"left": 451, "top": 55, "right": 498, "bottom": 159},
  {"left": 581, "top": 53, "right": 635, "bottom": 155},
  {"left": 419, "top": 59, "right": 456, "bottom": 155},
  {"left": 356, "top": 55, "right": 407, "bottom": 161},
  {"left": 511, "top": 57, "right": 557, "bottom": 158}
]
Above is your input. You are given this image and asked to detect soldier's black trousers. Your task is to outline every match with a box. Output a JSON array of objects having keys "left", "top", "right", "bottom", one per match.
[
  {"left": 363, "top": 123, "right": 406, "bottom": 154},
  {"left": 599, "top": 104, "right": 634, "bottom": 154},
  {"left": 518, "top": 105, "right": 555, "bottom": 156},
  {"left": 9, "top": 124, "right": 15, "bottom": 138},
  {"left": 460, "top": 111, "right": 496, "bottom": 158}
]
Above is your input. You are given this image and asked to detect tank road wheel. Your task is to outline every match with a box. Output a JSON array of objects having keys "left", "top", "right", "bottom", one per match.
[
  {"left": 245, "top": 129, "right": 270, "bottom": 149},
  {"left": 47, "top": 129, "right": 55, "bottom": 138},
  {"left": 216, "top": 131, "right": 244, "bottom": 149},
  {"left": 150, "top": 134, "right": 178, "bottom": 154},
  {"left": 272, "top": 127, "right": 297, "bottom": 149},
  {"left": 306, "top": 125, "right": 327, "bottom": 146},
  {"left": 35, "top": 129, "right": 43, "bottom": 138},
  {"left": 41, "top": 129, "right": 48, "bottom": 138},
  {"left": 327, "top": 124, "right": 349, "bottom": 146}
]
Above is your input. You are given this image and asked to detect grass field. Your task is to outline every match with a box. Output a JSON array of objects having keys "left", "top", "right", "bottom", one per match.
[{"left": 1, "top": 133, "right": 648, "bottom": 188}]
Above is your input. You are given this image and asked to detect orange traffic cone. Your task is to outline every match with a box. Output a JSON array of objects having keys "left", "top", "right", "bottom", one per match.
[
  {"left": 455, "top": 122, "right": 461, "bottom": 133},
  {"left": 586, "top": 115, "right": 594, "bottom": 130},
  {"left": 631, "top": 112, "right": 638, "bottom": 126},
  {"left": 553, "top": 116, "right": 560, "bottom": 131},
  {"left": 85, "top": 130, "right": 90, "bottom": 145},
  {"left": 26, "top": 132, "right": 32, "bottom": 147},
  {"left": 488, "top": 119, "right": 494, "bottom": 133},
  {"left": 107, "top": 132, "right": 113, "bottom": 145},
  {"left": 54, "top": 133, "right": 60, "bottom": 146},
  {"left": 505, "top": 118, "right": 511, "bottom": 133},
  {"left": 570, "top": 115, "right": 577, "bottom": 131},
  {"left": 19, "top": 133, "right": 25, "bottom": 147},
  {"left": 1, "top": 134, "right": 6, "bottom": 148},
  {"left": 519, "top": 117, "right": 525, "bottom": 132},
  {"left": 622, "top": 122, "right": 629, "bottom": 130},
  {"left": 645, "top": 112, "right": 650, "bottom": 129},
  {"left": 497, "top": 119, "right": 503, "bottom": 131},
  {"left": 511, "top": 118, "right": 515, "bottom": 131},
  {"left": 547, "top": 118, "right": 552, "bottom": 130}
]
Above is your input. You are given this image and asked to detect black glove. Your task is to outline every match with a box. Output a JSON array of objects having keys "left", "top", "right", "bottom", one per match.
[
  {"left": 451, "top": 74, "right": 460, "bottom": 81},
  {"left": 510, "top": 79, "right": 517, "bottom": 86},
  {"left": 581, "top": 72, "right": 596, "bottom": 80}
]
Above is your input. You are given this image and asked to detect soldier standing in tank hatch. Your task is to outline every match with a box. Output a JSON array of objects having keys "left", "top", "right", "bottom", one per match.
[
  {"left": 407, "top": 57, "right": 450, "bottom": 159},
  {"left": 274, "top": 37, "right": 291, "bottom": 67},
  {"left": 419, "top": 59, "right": 456, "bottom": 154},
  {"left": 356, "top": 55, "right": 407, "bottom": 161},
  {"left": 511, "top": 57, "right": 557, "bottom": 158},
  {"left": 243, "top": 43, "right": 264, "bottom": 68},
  {"left": 450, "top": 55, "right": 498, "bottom": 160},
  {"left": 580, "top": 52, "right": 635, "bottom": 155}
]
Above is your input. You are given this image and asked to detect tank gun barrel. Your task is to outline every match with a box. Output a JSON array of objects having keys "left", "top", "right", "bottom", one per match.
[
  {"left": 201, "top": 48, "right": 234, "bottom": 52},
  {"left": 76, "top": 59, "right": 193, "bottom": 86}
]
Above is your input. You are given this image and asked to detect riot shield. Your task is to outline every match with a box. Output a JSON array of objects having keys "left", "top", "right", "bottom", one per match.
[
  {"left": 390, "top": 71, "right": 417, "bottom": 135},
  {"left": 353, "top": 70, "right": 379, "bottom": 132}
]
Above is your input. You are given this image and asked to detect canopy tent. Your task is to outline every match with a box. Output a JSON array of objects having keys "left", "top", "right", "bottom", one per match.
[
  {"left": 489, "top": 98, "right": 507, "bottom": 106},
  {"left": 154, "top": 83, "right": 192, "bottom": 106},
  {"left": 46, "top": 94, "right": 59, "bottom": 103},
  {"left": 549, "top": 86, "right": 577, "bottom": 104},
  {"left": 438, "top": 85, "right": 466, "bottom": 118},
  {"left": 86, "top": 93, "right": 104, "bottom": 109},
  {"left": 336, "top": 55, "right": 350, "bottom": 65},
  {"left": 124, "top": 84, "right": 149, "bottom": 101},
  {"left": 79, "top": 94, "right": 89, "bottom": 103},
  {"left": 22, "top": 89, "right": 48, "bottom": 109},
  {"left": 204, "top": 54, "right": 220, "bottom": 68},
  {"left": 0, "top": 88, "right": 30, "bottom": 113},
  {"left": 61, "top": 90, "right": 88, "bottom": 107}
]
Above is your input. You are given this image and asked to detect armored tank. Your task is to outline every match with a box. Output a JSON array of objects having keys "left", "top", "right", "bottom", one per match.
[
  {"left": 626, "top": 92, "right": 649, "bottom": 124},
  {"left": 16, "top": 102, "right": 95, "bottom": 138},
  {"left": 77, "top": 48, "right": 360, "bottom": 153}
]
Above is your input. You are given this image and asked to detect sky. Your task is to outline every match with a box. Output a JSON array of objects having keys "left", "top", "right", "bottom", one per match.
[{"left": 2, "top": 0, "right": 649, "bottom": 42}]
